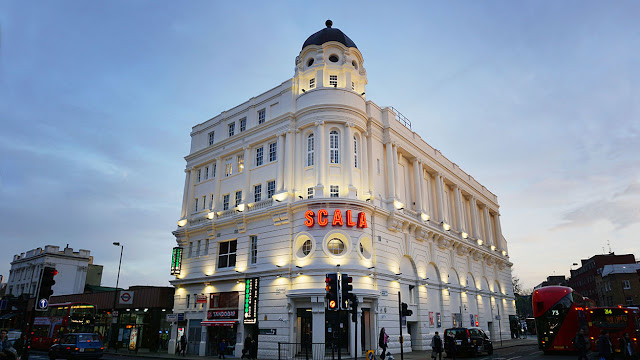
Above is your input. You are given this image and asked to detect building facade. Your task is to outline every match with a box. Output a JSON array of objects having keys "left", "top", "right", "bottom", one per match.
[
  {"left": 594, "top": 264, "right": 640, "bottom": 306},
  {"left": 7, "top": 245, "right": 102, "bottom": 297},
  {"left": 568, "top": 253, "right": 636, "bottom": 303},
  {"left": 170, "top": 21, "right": 515, "bottom": 358}
]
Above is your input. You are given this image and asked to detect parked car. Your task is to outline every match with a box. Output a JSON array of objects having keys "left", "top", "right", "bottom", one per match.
[
  {"left": 444, "top": 327, "right": 493, "bottom": 357},
  {"left": 48, "top": 333, "right": 104, "bottom": 360}
]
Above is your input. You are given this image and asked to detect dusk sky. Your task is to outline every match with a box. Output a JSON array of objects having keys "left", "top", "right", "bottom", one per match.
[{"left": 1, "top": 1, "right": 638, "bottom": 291}]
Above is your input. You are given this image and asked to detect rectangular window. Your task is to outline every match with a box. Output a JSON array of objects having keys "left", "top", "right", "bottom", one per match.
[
  {"left": 623, "top": 280, "right": 631, "bottom": 289},
  {"left": 188, "top": 241, "right": 193, "bottom": 258},
  {"left": 269, "top": 142, "right": 277, "bottom": 162},
  {"left": 329, "top": 75, "right": 338, "bottom": 87},
  {"left": 377, "top": 159, "right": 380, "bottom": 174},
  {"left": 237, "top": 154, "right": 244, "bottom": 173},
  {"left": 208, "top": 131, "right": 215, "bottom": 146},
  {"left": 254, "top": 184, "right": 262, "bottom": 202},
  {"left": 354, "top": 137, "right": 358, "bottom": 168},
  {"left": 194, "top": 198, "right": 199, "bottom": 212},
  {"left": 239, "top": 117, "right": 247, "bottom": 132},
  {"left": 218, "top": 240, "right": 237, "bottom": 268},
  {"left": 258, "top": 109, "right": 266, "bottom": 124},
  {"left": 235, "top": 190, "right": 242, "bottom": 207},
  {"left": 196, "top": 240, "right": 201, "bottom": 257},
  {"left": 213, "top": 163, "right": 217, "bottom": 178},
  {"left": 307, "top": 187, "right": 314, "bottom": 199},
  {"left": 197, "top": 169, "right": 201, "bottom": 182},
  {"left": 204, "top": 166, "right": 209, "bottom": 180},
  {"left": 256, "top": 147, "right": 264, "bottom": 166},
  {"left": 250, "top": 236, "right": 257, "bottom": 264},
  {"left": 330, "top": 185, "right": 339, "bottom": 198},
  {"left": 204, "top": 239, "right": 209, "bottom": 255},
  {"left": 202, "top": 196, "right": 206, "bottom": 210},
  {"left": 225, "top": 158, "right": 233, "bottom": 177},
  {"left": 223, "top": 194, "right": 230, "bottom": 211},
  {"left": 267, "top": 180, "right": 275, "bottom": 199},
  {"left": 210, "top": 194, "right": 215, "bottom": 209},
  {"left": 309, "top": 78, "right": 315, "bottom": 89},
  {"left": 186, "top": 294, "right": 191, "bottom": 308},
  {"left": 228, "top": 122, "right": 235, "bottom": 137}
]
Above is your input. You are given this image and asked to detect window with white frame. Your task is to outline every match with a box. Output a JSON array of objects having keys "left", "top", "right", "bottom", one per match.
[
  {"left": 250, "top": 235, "right": 257, "bottom": 264},
  {"left": 330, "top": 185, "right": 339, "bottom": 198},
  {"left": 197, "top": 169, "right": 201, "bottom": 182},
  {"left": 225, "top": 158, "right": 233, "bottom": 177},
  {"left": 623, "top": 280, "right": 631, "bottom": 289},
  {"left": 329, "top": 75, "right": 338, "bottom": 87},
  {"left": 210, "top": 194, "right": 215, "bottom": 209},
  {"left": 330, "top": 130, "right": 340, "bottom": 164},
  {"left": 205, "top": 166, "right": 209, "bottom": 180},
  {"left": 213, "top": 163, "right": 217, "bottom": 178},
  {"left": 196, "top": 240, "right": 201, "bottom": 257},
  {"left": 228, "top": 122, "right": 235, "bottom": 137},
  {"left": 254, "top": 184, "right": 262, "bottom": 202},
  {"left": 204, "top": 239, "right": 209, "bottom": 255},
  {"left": 237, "top": 154, "right": 244, "bottom": 173},
  {"left": 307, "top": 187, "right": 314, "bottom": 199},
  {"left": 223, "top": 194, "right": 230, "bottom": 210},
  {"left": 258, "top": 109, "right": 266, "bottom": 124},
  {"left": 202, "top": 196, "right": 206, "bottom": 210},
  {"left": 218, "top": 240, "right": 237, "bottom": 268},
  {"left": 353, "top": 136, "right": 358, "bottom": 168},
  {"left": 208, "top": 131, "right": 215, "bottom": 146},
  {"left": 302, "top": 239, "right": 312, "bottom": 256},
  {"left": 309, "top": 78, "right": 315, "bottom": 89},
  {"left": 306, "top": 133, "right": 314, "bottom": 166},
  {"left": 269, "top": 142, "right": 277, "bottom": 162},
  {"left": 256, "top": 147, "right": 264, "bottom": 166},
  {"left": 239, "top": 117, "right": 247, "bottom": 132},
  {"left": 235, "top": 190, "right": 242, "bottom": 207},
  {"left": 267, "top": 180, "right": 275, "bottom": 198},
  {"left": 188, "top": 241, "right": 193, "bottom": 258},
  {"left": 194, "top": 198, "right": 199, "bottom": 212}
]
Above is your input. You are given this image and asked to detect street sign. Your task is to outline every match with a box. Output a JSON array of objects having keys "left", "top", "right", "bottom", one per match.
[
  {"left": 113, "top": 310, "right": 119, "bottom": 317},
  {"left": 38, "top": 298, "right": 49, "bottom": 310},
  {"left": 367, "top": 350, "right": 375, "bottom": 360},
  {"left": 177, "top": 313, "right": 185, "bottom": 321},
  {"left": 119, "top": 291, "right": 134, "bottom": 305},
  {"left": 166, "top": 314, "right": 178, "bottom": 322},
  {"left": 495, "top": 315, "right": 501, "bottom": 320},
  {"left": 381, "top": 290, "right": 388, "bottom": 296}
]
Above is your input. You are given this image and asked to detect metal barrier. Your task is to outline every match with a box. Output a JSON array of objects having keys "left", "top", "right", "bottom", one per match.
[{"left": 277, "top": 342, "right": 327, "bottom": 360}]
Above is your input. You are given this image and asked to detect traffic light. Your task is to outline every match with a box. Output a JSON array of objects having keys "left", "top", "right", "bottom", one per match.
[
  {"left": 36, "top": 267, "right": 57, "bottom": 311},
  {"left": 351, "top": 297, "right": 359, "bottom": 322},
  {"left": 401, "top": 302, "right": 413, "bottom": 317},
  {"left": 341, "top": 274, "right": 353, "bottom": 310},
  {"left": 325, "top": 273, "right": 339, "bottom": 311}
]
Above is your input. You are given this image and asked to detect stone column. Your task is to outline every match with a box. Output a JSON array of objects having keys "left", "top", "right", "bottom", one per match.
[
  {"left": 392, "top": 144, "right": 400, "bottom": 200},
  {"left": 186, "top": 168, "right": 196, "bottom": 218},
  {"left": 180, "top": 170, "right": 190, "bottom": 218},
  {"left": 470, "top": 197, "right": 480, "bottom": 239},
  {"left": 385, "top": 142, "right": 395, "bottom": 200},
  {"left": 344, "top": 122, "right": 355, "bottom": 198},
  {"left": 284, "top": 130, "right": 294, "bottom": 192},
  {"left": 294, "top": 129, "right": 303, "bottom": 196},
  {"left": 215, "top": 156, "right": 223, "bottom": 209},
  {"left": 412, "top": 159, "right": 423, "bottom": 213},
  {"left": 483, "top": 206, "right": 493, "bottom": 246},
  {"left": 366, "top": 130, "right": 374, "bottom": 197},
  {"left": 435, "top": 173, "right": 445, "bottom": 222},
  {"left": 315, "top": 121, "right": 325, "bottom": 197},
  {"left": 454, "top": 186, "right": 464, "bottom": 232},
  {"left": 199, "top": 325, "right": 207, "bottom": 356},
  {"left": 494, "top": 213, "right": 504, "bottom": 250},
  {"left": 361, "top": 131, "right": 369, "bottom": 199},
  {"left": 243, "top": 146, "right": 251, "bottom": 203},
  {"left": 311, "top": 297, "right": 325, "bottom": 345},
  {"left": 277, "top": 133, "right": 285, "bottom": 192}
]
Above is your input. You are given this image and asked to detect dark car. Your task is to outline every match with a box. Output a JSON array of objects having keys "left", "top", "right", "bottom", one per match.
[
  {"left": 444, "top": 327, "right": 493, "bottom": 357},
  {"left": 49, "top": 333, "right": 104, "bottom": 360}
]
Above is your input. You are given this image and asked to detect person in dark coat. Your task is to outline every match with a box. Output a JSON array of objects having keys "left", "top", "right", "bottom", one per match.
[
  {"left": 218, "top": 338, "right": 227, "bottom": 359},
  {"left": 378, "top": 328, "right": 388, "bottom": 360},
  {"left": 446, "top": 332, "right": 457, "bottom": 359},
  {"left": 597, "top": 331, "right": 613, "bottom": 360},
  {"left": 430, "top": 332, "right": 443, "bottom": 360},
  {"left": 241, "top": 334, "right": 252, "bottom": 359},
  {"left": 179, "top": 334, "right": 187, "bottom": 356},
  {"left": 574, "top": 328, "right": 589, "bottom": 360},
  {"left": 249, "top": 338, "right": 258, "bottom": 360},
  {"left": 620, "top": 333, "right": 638, "bottom": 360}
]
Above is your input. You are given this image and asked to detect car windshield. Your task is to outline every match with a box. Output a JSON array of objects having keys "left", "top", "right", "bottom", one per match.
[{"left": 78, "top": 334, "right": 101, "bottom": 343}]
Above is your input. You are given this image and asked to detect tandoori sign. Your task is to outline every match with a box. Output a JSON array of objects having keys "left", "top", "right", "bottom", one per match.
[{"left": 304, "top": 209, "right": 367, "bottom": 228}]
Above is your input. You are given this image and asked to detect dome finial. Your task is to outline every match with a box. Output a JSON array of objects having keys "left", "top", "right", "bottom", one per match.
[{"left": 325, "top": 19, "right": 333, "bottom": 28}]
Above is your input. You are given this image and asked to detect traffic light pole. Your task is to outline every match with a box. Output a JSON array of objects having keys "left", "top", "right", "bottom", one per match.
[{"left": 398, "top": 291, "right": 404, "bottom": 360}]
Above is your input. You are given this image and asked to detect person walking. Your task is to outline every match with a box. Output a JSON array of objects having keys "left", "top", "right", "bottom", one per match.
[
  {"left": 218, "top": 338, "right": 227, "bottom": 359},
  {"left": 430, "top": 331, "right": 443, "bottom": 360},
  {"left": 249, "top": 338, "right": 258, "bottom": 360},
  {"left": 179, "top": 334, "right": 187, "bottom": 357},
  {"left": 378, "top": 328, "right": 388, "bottom": 360},
  {"left": 620, "top": 333, "right": 638, "bottom": 360},
  {"left": 241, "top": 334, "right": 252, "bottom": 359},
  {"left": 574, "top": 328, "right": 589, "bottom": 360},
  {"left": 597, "top": 330, "right": 613, "bottom": 360},
  {"left": 446, "top": 332, "right": 457, "bottom": 360}
]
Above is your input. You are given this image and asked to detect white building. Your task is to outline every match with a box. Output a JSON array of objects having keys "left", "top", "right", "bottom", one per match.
[
  {"left": 7, "top": 245, "right": 101, "bottom": 297},
  {"left": 170, "top": 21, "right": 515, "bottom": 358}
]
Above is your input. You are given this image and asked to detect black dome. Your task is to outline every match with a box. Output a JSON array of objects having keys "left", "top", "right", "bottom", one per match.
[{"left": 302, "top": 20, "right": 357, "bottom": 50}]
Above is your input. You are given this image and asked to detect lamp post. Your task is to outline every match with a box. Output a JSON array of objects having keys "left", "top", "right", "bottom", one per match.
[{"left": 111, "top": 242, "right": 124, "bottom": 351}]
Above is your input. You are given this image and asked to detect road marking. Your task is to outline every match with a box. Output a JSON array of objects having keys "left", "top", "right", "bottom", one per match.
[{"left": 505, "top": 357, "right": 521, "bottom": 360}]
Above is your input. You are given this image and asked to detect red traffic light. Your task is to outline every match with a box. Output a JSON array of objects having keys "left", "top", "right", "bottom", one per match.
[{"left": 328, "top": 300, "right": 337, "bottom": 309}]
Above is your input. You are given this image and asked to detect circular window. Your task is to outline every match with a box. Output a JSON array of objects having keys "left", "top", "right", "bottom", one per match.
[
  {"left": 352, "top": 60, "right": 358, "bottom": 69},
  {"left": 307, "top": 58, "right": 314, "bottom": 67},
  {"left": 358, "top": 235, "right": 373, "bottom": 260},
  {"left": 327, "top": 238, "right": 345, "bottom": 255},
  {"left": 302, "top": 239, "right": 312, "bottom": 256},
  {"left": 329, "top": 55, "right": 339, "bottom": 63}
]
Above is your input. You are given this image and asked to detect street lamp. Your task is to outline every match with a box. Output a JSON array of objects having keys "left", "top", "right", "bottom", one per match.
[{"left": 111, "top": 242, "right": 124, "bottom": 350}]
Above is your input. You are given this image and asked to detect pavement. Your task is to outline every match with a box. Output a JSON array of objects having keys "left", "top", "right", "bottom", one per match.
[{"left": 98, "top": 338, "right": 539, "bottom": 360}]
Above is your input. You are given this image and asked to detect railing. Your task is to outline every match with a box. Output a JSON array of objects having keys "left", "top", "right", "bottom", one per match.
[
  {"left": 217, "top": 209, "right": 236, "bottom": 219},
  {"left": 248, "top": 198, "right": 273, "bottom": 212},
  {"left": 277, "top": 343, "right": 327, "bottom": 360},
  {"left": 390, "top": 106, "right": 412, "bottom": 130}
]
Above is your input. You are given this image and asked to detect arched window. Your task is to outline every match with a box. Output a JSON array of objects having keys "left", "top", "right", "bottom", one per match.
[
  {"left": 306, "top": 133, "right": 314, "bottom": 166},
  {"left": 329, "top": 130, "right": 340, "bottom": 164},
  {"left": 353, "top": 135, "right": 358, "bottom": 168}
]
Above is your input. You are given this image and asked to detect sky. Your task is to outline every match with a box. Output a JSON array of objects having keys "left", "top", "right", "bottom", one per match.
[{"left": 1, "top": 1, "right": 638, "bottom": 291}]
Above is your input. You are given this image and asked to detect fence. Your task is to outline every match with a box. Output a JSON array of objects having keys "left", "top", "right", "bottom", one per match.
[{"left": 277, "top": 342, "right": 327, "bottom": 360}]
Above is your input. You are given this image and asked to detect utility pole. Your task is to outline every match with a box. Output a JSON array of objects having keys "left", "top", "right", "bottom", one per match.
[{"left": 397, "top": 291, "right": 404, "bottom": 360}]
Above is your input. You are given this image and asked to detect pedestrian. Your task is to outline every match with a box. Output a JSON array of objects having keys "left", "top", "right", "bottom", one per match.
[
  {"left": 597, "top": 330, "right": 613, "bottom": 360},
  {"left": 179, "top": 334, "right": 187, "bottom": 357},
  {"left": 446, "top": 332, "right": 457, "bottom": 360},
  {"left": 522, "top": 323, "right": 527, "bottom": 339},
  {"left": 574, "top": 328, "right": 589, "bottom": 360},
  {"left": 218, "top": 338, "right": 227, "bottom": 359},
  {"left": 250, "top": 338, "right": 258, "bottom": 360},
  {"left": 430, "top": 331, "right": 443, "bottom": 360},
  {"left": 242, "top": 334, "right": 252, "bottom": 359},
  {"left": 0, "top": 329, "right": 17, "bottom": 360},
  {"left": 620, "top": 333, "right": 638, "bottom": 360},
  {"left": 378, "top": 327, "right": 388, "bottom": 360}
]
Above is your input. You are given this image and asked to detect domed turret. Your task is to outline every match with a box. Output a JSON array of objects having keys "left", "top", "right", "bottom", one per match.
[{"left": 302, "top": 20, "right": 358, "bottom": 49}]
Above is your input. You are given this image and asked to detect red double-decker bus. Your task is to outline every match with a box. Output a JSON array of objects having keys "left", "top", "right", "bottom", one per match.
[
  {"left": 532, "top": 286, "right": 593, "bottom": 354},
  {"left": 30, "top": 302, "right": 97, "bottom": 350},
  {"left": 587, "top": 306, "right": 640, "bottom": 355}
]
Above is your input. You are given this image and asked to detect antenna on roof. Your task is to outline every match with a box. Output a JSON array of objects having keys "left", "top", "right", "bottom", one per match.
[{"left": 607, "top": 239, "right": 612, "bottom": 254}]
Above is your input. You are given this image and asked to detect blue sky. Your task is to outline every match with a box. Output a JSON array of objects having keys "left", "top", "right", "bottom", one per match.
[{"left": 1, "top": 1, "right": 638, "bottom": 290}]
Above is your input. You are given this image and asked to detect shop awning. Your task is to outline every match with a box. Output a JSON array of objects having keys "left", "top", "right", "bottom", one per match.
[
  {"left": 201, "top": 320, "right": 236, "bottom": 327},
  {"left": 0, "top": 313, "right": 17, "bottom": 320}
]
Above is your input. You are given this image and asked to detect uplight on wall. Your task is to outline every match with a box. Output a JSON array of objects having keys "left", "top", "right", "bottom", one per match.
[
  {"left": 177, "top": 219, "right": 187, "bottom": 227},
  {"left": 421, "top": 213, "right": 430, "bottom": 222},
  {"left": 491, "top": 245, "right": 496, "bottom": 251},
  {"left": 501, "top": 250, "right": 507, "bottom": 256},
  {"left": 236, "top": 204, "right": 246, "bottom": 212},
  {"left": 273, "top": 192, "right": 288, "bottom": 202},
  {"left": 461, "top": 232, "right": 468, "bottom": 239},
  {"left": 394, "top": 200, "right": 404, "bottom": 209},
  {"left": 442, "top": 222, "right": 451, "bottom": 231},
  {"left": 477, "top": 239, "right": 483, "bottom": 246},
  {"left": 207, "top": 212, "right": 215, "bottom": 220}
]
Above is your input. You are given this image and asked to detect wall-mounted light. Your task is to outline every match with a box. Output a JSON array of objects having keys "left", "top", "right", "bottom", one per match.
[
  {"left": 462, "top": 232, "right": 468, "bottom": 239},
  {"left": 501, "top": 250, "right": 507, "bottom": 256},
  {"left": 177, "top": 219, "right": 187, "bottom": 227},
  {"left": 421, "top": 213, "right": 430, "bottom": 222},
  {"left": 297, "top": 272, "right": 303, "bottom": 276},
  {"left": 394, "top": 200, "right": 404, "bottom": 209},
  {"left": 207, "top": 212, "right": 215, "bottom": 220},
  {"left": 361, "top": 92, "right": 365, "bottom": 96},
  {"left": 301, "top": 89, "right": 306, "bottom": 93},
  {"left": 477, "top": 239, "right": 483, "bottom": 246},
  {"left": 298, "top": 196, "right": 303, "bottom": 199},
  {"left": 273, "top": 192, "right": 288, "bottom": 202},
  {"left": 491, "top": 245, "right": 496, "bottom": 251},
  {"left": 276, "top": 274, "right": 282, "bottom": 278},
  {"left": 236, "top": 204, "right": 245, "bottom": 212},
  {"left": 442, "top": 222, "right": 451, "bottom": 231}
]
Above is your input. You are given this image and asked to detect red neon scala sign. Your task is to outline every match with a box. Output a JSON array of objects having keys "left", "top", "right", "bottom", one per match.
[{"left": 305, "top": 209, "right": 367, "bottom": 228}]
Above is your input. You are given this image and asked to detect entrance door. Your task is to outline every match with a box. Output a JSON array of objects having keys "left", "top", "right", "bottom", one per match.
[
  {"left": 187, "top": 320, "right": 201, "bottom": 355},
  {"left": 325, "top": 310, "right": 349, "bottom": 355},
  {"left": 297, "top": 308, "right": 313, "bottom": 352},
  {"left": 362, "top": 309, "right": 370, "bottom": 352},
  {"left": 487, "top": 322, "right": 494, "bottom": 341}
]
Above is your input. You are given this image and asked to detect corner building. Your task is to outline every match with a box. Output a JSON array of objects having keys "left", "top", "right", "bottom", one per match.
[{"left": 170, "top": 21, "right": 515, "bottom": 358}]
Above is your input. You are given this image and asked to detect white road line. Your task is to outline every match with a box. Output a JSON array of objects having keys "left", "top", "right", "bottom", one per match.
[{"left": 505, "top": 356, "right": 521, "bottom": 360}]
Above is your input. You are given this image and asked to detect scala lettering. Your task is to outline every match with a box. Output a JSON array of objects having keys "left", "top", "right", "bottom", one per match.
[{"left": 304, "top": 209, "right": 367, "bottom": 228}]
